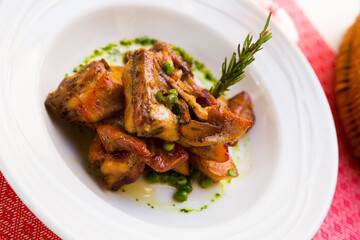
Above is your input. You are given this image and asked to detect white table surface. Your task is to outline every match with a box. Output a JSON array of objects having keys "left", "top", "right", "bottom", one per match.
[{"left": 295, "top": 0, "right": 359, "bottom": 51}]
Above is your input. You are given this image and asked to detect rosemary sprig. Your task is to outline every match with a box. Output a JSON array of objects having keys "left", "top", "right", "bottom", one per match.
[{"left": 210, "top": 12, "right": 272, "bottom": 98}]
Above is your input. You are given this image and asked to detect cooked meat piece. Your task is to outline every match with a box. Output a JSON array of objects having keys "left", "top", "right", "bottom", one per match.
[
  {"left": 216, "top": 96, "right": 228, "bottom": 108},
  {"left": 172, "top": 160, "right": 189, "bottom": 176},
  {"left": 149, "top": 41, "right": 252, "bottom": 146},
  {"left": 45, "top": 59, "right": 124, "bottom": 123},
  {"left": 101, "top": 153, "right": 145, "bottom": 191},
  {"left": 178, "top": 105, "right": 252, "bottom": 146},
  {"left": 151, "top": 41, "right": 218, "bottom": 121},
  {"left": 88, "top": 136, "right": 145, "bottom": 190},
  {"left": 97, "top": 111, "right": 125, "bottom": 129},
  {"left": 109, "top": 65, "right": 124, "bottom": 86},
  {"left": 122, "top": 49, "right": 179, "bottom": 142},
  {"left": 88, "top": 135, "right": 107, "bottom": 169},
  {"left": 190, "top": 154, "right": 238, "bottom": 181},
  {"left": 178, "top": 99, "right": 191, "bottom": 125},
  {"left": 150, "top": 41, "right": 192, "bottom": 75},
  {"left": 189, "top": 144, "right": 230, "bottom": 162},
  {"left": 228, "top": 91, "right": 255, "bottom": 146},
  {"left": 143, "top": 139, "right": 189, "bottom": 172},
  {"left": 96, "top": 124, "right": 150, "bottom": 156}
]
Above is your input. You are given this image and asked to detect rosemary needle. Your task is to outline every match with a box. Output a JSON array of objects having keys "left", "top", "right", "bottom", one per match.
[{"left": 210, "top": 12, "right": 272, "bottom": 98}]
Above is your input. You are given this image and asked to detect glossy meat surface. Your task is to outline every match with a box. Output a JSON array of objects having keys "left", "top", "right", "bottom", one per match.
[
  {"left": 149, "top": 41, "right": 252, "bottom": 146},
  {"left": 96, "top": 124, "right": 150, "bottom": 156},
  {"left": 45, "top": 59, "right": 124, "bottom": 123},
  {"left": 88, "top": 136, "right": 145, "bottom": 190},
  {"left": 122, "top": 49, "right": 179, "bottom": 141},
  {"left": 144, "top": 139, "right": 189, "bottom": 172},
  {"left": 45, "top": 40, "right": 257, "bottom": 190},
  {"left": 178, "top": 105, "right": 252, "bottom": 146}
]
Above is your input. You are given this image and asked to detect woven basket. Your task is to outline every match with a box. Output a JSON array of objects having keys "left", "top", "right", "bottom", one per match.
[{"left": 335, "top": 15, "right": 360, "bottom": 160}]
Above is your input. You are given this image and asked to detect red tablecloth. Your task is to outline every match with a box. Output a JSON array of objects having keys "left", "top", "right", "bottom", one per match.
[{"left": 1, "top": 0, "right": 360, "bottom": 239}]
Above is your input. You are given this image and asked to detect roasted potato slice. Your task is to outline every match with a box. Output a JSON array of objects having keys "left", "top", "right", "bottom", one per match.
[
  {"left": 189, "top": 144, "right": 229, "bottom": 163},
  {"left": 172, "top": 160, "right": 190, "bottom": 176},
  {"left": 190, "top": 154, "right": 238, "bottom": 181}
]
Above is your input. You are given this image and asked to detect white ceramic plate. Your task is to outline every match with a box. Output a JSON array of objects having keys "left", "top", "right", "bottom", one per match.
[{"left": 0, "top": 0, "right": 338, "bottom": 239}]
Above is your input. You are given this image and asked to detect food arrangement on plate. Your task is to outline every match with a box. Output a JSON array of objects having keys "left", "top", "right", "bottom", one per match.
[{"left": 45, "top": 13, "right": 271, "bottom": 204}]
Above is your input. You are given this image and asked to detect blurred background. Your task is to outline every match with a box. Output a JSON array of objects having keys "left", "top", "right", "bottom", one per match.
[{"left": 296, "top": 0, "right": 359, "bottom": 50}]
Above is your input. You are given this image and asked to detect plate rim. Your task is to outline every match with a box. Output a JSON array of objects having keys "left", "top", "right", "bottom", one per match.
[{"left": 0, "top": 0, "right": 338, "bottom": 239}]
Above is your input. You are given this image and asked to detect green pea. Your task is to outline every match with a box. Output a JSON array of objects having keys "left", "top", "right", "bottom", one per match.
[
  {"left": 174, "top": 190, "right": 188, "bottom": 202},
  {"left": 177, "top": 176, "right": 187, "bottom": 185},
  {"left": 163, "top": 142, "right": 175, "bottom": 152},
  {"left": 180, "top": 184, "right": 192, "bottom": 193},
  {"left": 182, "top": 52, "right": 193, "bottom": 63},
  {"left": 163, "top": 61, "right": 174, "bottom": 75},
  {"left": 169, "top": 173, "right": 178, "bottom": 186},
  {"left": 156, "top": 91, "right": 164, "bottom": 102},
  {"left": 160, "top": 174, "right": 169, "bottom": 183},
  {"left": 147, "top": 172, "right": 160, "bottom": 183},
  {"left": 200, "top": 176, "right": 212, "bottom": 189},
  {"left": 188, "top": 171, "right": 201, "bottom": 185},
  {"left": 167, "top": 89, "right": 178, "bottom": 96},
  {"left": 165, "top": 94, "right": 179, "bottom": 109},
  {"left": 228, "top": 168, "right": 237, "bottom": 177},
  {"left": 166, "top": 94, "right": 179, "bottom": 104}
]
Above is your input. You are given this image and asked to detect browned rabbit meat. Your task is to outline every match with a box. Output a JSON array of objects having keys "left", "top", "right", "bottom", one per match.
[{"left": 45, "top": 59, "right": 124, "bottom": 123}]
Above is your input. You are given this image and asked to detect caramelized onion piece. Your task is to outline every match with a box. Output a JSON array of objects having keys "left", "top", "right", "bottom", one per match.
[
  {"left": 228, "top": 91, "right": 255, "bottom": 125},
  {"left": 180, "top": 120, "right": 221, "bottom": 142},
  {"left": 227, "top": 91, "right": 255, "bottom": 146},
  {"left": 189, "top": 144, "right": 229, "bottom": 163}
]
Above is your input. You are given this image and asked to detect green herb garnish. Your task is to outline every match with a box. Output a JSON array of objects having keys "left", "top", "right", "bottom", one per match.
[{"left": 210, "top": 12, "right": 272, "bottom": 98}]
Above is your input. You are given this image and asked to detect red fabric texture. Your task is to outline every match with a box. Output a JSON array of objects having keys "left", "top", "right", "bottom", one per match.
[
  {"left": 0, "top": 172, "right": 60, "bottom": 240},
  {"left": 1, "top": 0, "right": 359, "bottom": 239},
  {"left": 272, "top": 0, "right": 360, "bottom": 239}
]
